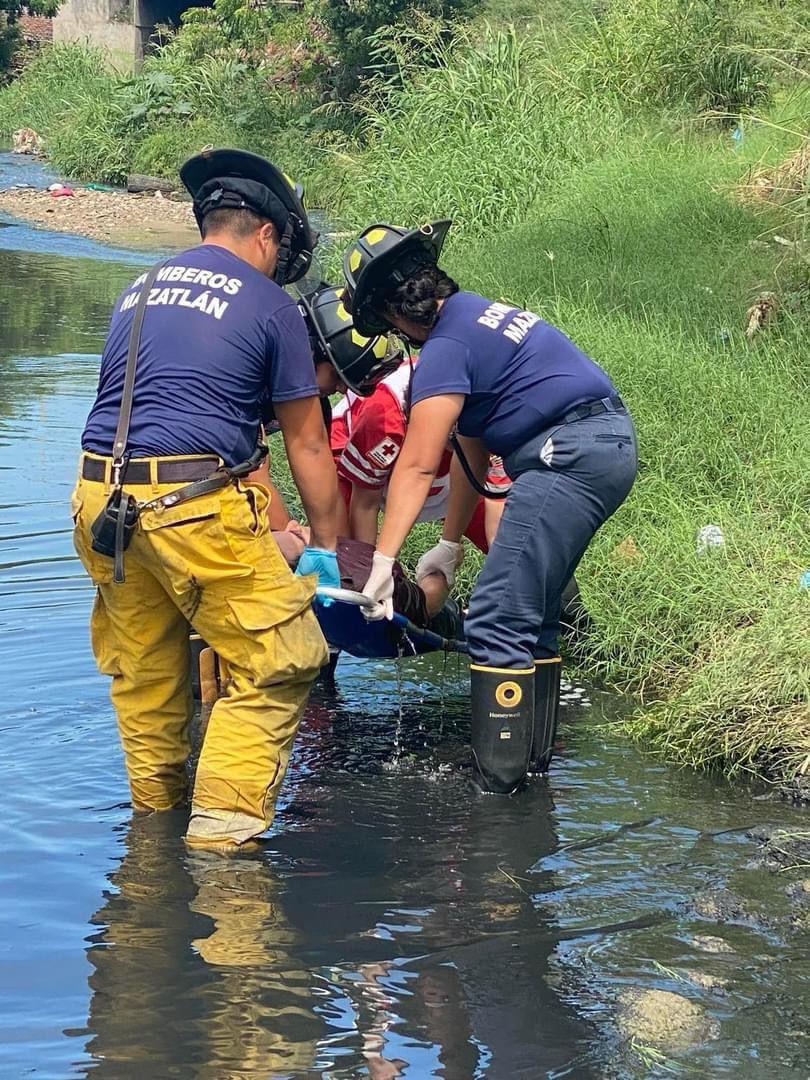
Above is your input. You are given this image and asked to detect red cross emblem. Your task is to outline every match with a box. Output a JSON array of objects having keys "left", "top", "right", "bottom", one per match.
[{"left": 368, "top": 438, "right": 401, "bottom": 468}]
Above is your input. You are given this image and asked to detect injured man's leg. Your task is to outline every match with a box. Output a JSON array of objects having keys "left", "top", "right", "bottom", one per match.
[{"left": 417, "top": 571, "right": 453, "bottom": 618}]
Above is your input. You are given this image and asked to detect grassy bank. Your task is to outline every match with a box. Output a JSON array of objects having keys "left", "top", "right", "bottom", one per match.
[
  {"left": 1, "top": 1, "right": 808, "bottom": 786},
  {"left": 391, "top": 111, "right": 809, "bottom": 786}
]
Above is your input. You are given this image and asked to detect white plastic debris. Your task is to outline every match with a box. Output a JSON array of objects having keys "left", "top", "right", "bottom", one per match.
[{"left": 696, "top": 525, "right": 725, "bottom": 555}]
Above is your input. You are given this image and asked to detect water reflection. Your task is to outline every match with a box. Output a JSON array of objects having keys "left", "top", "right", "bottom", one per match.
[
  {"left": 82, "top": 813, "right": 323, "bottom": 1077},
  {"left": 77, "top": 758, "right": 594, "bottom": 1078},
  {"left": 0, "top": 247, "right": 133, "bottom": 369},
  {"left": 384, "top": 789, "right": 594, "bottom": 1079}
]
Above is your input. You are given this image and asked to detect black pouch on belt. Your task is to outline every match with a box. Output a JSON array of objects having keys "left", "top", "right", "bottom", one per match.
[
  {"left": 89, "top": 259, "right": 163, "bottom": 584},
  {"left": 91, "top": 487, "right": 139, "bottom": 582}
]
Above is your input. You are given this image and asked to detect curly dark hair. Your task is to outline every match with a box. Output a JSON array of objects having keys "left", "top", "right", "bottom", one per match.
[{"left": 382, "top": 265, "right": 459, "bottom": 329}]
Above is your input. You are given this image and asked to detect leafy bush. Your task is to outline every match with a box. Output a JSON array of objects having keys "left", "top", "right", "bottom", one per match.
[
  {"left": 0, "top": 14, "right": 19, "bottom": 78},
  {"left": 0, "top": 40, "right": 328, "bottom": 185},
  {"left": 0, "top": 0, "right": 59, "bottom": 77},
  {"left": 161, "top": 0, "right": 283, "bottom": 62}
]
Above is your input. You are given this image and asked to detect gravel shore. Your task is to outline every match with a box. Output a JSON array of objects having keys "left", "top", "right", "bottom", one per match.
[{"left": 0, "top": 184, "right": 199, "bottom": 249}]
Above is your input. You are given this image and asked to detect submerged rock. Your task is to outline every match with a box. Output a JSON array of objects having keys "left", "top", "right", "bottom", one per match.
[
  {"left": 691, "top": 891, "right": 746, "bottom": 922},
  {"left": 749, "top": 825, "right": 810, "bottom": 871},
  {"left": 785, "top": 878, "right": 810, "bottom": 903},
  {"left": 616, "top": 988, "right": 719, "bottom": 1054},
  {"left": 785, "top": 878, "right": 810, "bottom": 931},
  {"left": 685, "top": 888, "right": 773, "bottom": 930},
  {"left": 689, "top": 933, "right": 735, "bottom": 954},
  {"left": 684, "top": 971, "right": 729, "bottom": 996},
  {"left": 780, "top": 776, "right": 810, "bottom": 806}
]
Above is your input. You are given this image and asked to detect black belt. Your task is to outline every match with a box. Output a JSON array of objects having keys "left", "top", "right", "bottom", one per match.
[
  {"left": 561, "top": 394, "right": 625, "bottom": 425},
  {"left": 82, "top": 455, "right": 220, "bottom": 484}
]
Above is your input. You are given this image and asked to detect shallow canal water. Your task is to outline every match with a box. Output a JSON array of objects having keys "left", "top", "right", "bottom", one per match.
[{"left": 1, "top": 157, "right": 808, "bottom": 1078}]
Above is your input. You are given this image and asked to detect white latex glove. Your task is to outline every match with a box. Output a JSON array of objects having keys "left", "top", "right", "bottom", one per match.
[
  {"left": 362, "top": 551, "right": 396, "bottom": 621},
  {"left": 415, "top": 539, "right": 462, "bottom": 588}
]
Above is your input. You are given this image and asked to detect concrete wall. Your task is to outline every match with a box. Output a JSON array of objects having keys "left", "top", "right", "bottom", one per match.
[
  {"left": 52, "top": 0, "right": 141, "bottom": 69},
  {"left": 51, "top": 0, "right": 206, "bottom": 67}
]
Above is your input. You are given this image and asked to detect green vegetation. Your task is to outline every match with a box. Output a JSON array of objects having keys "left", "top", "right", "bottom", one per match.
[
  {"left": 0, "top": 0, "right": 808, "bottom": 785},
  {"left": 0, "top": 36, "right": 329, "bottom": 182},
  {"left": 320, "top": 0, "right": 476, "bottom": 96},
  {"left": 412, "top": 116, "right": 809, "bottom": 786}
]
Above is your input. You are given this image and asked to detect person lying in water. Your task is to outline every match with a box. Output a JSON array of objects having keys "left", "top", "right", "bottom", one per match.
[
  {"left": 271, "top": 523, "right": 462, "bottom": 639},
  {"left": 265, "top": 281, "right": 503, "bottom": 553},
  {"left": 253, "top": 281, "right": 461, "bottom": 618},
  {"left": 328, "top": 344, "right": 510, "bottom": 551}
]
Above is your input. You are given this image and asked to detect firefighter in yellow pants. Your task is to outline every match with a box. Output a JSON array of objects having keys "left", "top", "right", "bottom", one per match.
[
  {"left": 74, "top": 149, "right": 342, "bottom": 849},
  {"left": 72, "top": 466, "right": 327, "bottom": 845}
]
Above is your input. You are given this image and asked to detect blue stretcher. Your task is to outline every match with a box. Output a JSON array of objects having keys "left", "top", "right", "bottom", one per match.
[
  {"left": 190, "top": 587, "right": 467, "bottom": 703},
  {"left": 314, "top": 587, "right": 468, "bottom": 659}
]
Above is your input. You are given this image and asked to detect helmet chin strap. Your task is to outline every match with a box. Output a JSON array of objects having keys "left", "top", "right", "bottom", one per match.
[{"left": 273, "top": 219, "right": 295, "bottom": 287}]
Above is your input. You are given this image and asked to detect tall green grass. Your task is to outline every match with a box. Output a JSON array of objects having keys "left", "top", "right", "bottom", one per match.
[
  {"left": 556, "top": 0, "right": 769, "bottom": 113},
  {"left": 327, "top": 56, "right": 809, "bottom": 783},
  {"left": 321, "top": 22, "right": 625, "bottom": 232}
]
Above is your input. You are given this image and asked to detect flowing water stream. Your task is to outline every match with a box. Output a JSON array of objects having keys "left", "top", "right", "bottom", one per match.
[{"left": 1, "top": 153, "right": 808, "bottom": 1079}]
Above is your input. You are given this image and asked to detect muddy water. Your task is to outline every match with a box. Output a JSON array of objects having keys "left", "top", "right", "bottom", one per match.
[{"left": 1, "top": 164, "right": 809, "bottom": 1079}]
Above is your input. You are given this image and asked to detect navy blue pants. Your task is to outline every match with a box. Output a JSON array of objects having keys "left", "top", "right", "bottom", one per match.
[{"left": 464, "top": 405, "right": 637, "bottom": 668}]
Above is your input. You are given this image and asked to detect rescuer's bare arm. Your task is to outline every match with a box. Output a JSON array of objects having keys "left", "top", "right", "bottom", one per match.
[
  {"left": 375, "top": 394, "right": 464, "bottom": 559},
  {"left": 275, "top": 396, "right": 340, "bottom": 551},
  {"left": 349, "top": 484, "right": 383, "bottom": 545}
]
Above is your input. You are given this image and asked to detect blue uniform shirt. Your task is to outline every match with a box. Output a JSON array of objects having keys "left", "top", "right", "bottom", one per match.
[
  {"left": 82, "top": 244, "right": 318, "bottom": 467},
  {"left": 410, "top": 291, "right": 616, "bottom": 457}
]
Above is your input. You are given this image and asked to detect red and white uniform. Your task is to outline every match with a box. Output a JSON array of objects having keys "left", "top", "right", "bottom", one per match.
[
  {"left": 331, "top": 361, "right": 452, "bottom": 522},
  {"left": 331, "top": 360, "right": 509, "bottom": 551}
]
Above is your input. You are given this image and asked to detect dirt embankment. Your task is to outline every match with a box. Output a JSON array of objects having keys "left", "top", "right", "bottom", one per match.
[{"left": 0, "top": 185, "right": 200, "bottom": 250}]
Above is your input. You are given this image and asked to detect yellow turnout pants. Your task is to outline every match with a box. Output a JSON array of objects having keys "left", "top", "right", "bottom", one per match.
[{"left": 71, "top": 453, "right": 328, "bottom": 848}]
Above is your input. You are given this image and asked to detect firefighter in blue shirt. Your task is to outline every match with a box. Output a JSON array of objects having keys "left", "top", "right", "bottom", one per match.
[
  {"left": 73, "top": 149, "right": 342, "bottom": 850},
  {"left": 346, "top": 221, "right": 638, "bottom": 793}
]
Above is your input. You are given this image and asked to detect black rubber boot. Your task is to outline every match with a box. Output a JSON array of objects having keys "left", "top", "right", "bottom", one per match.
[
  {"left": 470, "top": 665, "right": 535, "bottom": 793},
  {"left": 530, "top": 657, "right": 562, "bottom": 774}
]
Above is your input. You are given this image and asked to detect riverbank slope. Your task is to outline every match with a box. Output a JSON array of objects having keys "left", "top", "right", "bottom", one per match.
[{"left": 400, "top": 119, "right": 810, "bottom": 792}]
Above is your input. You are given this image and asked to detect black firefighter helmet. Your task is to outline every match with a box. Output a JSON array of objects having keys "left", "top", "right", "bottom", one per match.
[
  {"left": 342, "top": 220, "right": 452, "bottom": 336},
  {"left": 299, "top": 284, "right": 403, "bottom": 397},
  {"left": 179, "top": 148, "right": 318, "bottom": 286}
]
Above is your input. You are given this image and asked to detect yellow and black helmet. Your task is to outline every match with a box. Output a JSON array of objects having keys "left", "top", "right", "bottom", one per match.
[
  {"left": 179, "top": 148, "right": 318, "bottom": 286},
  {"left": 298, "top": 284, "right": 404, "bottom": 396},
  {"left": 342, "top": 220, "right": 452, "bottom": 336}
]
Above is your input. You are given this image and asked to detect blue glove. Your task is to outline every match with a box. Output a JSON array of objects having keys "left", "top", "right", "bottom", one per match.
[{"left": 296, "top": 547, "right": 340, "bottom": 606}]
